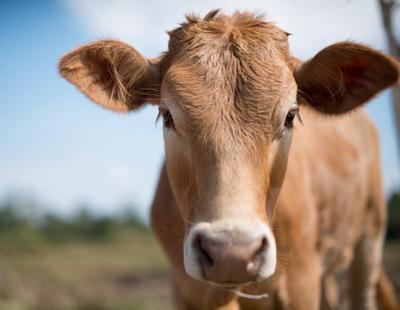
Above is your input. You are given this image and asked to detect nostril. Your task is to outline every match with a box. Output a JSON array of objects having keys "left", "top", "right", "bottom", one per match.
[
  {"left": 247, "top": 236, "right": 268, "bottom": 274},
  {"left": 193, "top": 234, "right": 214, "bottom": 268},
  {"left": 257, "top": 236, "right": 269, "bottom": 259},
  {"left": 258, "top": 236, "right": 268, "bottom": 255}
]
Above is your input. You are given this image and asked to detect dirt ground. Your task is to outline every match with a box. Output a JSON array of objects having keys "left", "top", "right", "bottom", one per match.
[{"left": 0, "top": 232, "right": 398, "bottom": 309}]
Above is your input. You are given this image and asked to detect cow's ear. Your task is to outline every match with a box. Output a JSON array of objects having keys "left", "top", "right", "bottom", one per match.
[
  {"left": 59, "top": 40, "right": 161, "bottom": 112},
  {"left": 294, "top": 42, "right": 399, "bottom": 114}
]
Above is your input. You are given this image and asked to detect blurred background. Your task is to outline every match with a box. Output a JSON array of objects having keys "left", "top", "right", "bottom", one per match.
[{"left": 0, "top": 0, "right": 399, "bottom": 309}]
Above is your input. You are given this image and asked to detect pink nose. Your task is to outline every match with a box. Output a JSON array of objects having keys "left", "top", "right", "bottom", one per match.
[{"left": 192, "top": 230, "right": 268, "bottom": 284}]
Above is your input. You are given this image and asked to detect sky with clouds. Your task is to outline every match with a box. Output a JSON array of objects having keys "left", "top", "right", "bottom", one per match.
[{"left": 0, "top": 0, "right": 399, "bottom": 219}]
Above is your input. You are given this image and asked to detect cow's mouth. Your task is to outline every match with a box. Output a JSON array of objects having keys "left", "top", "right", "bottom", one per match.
[
  {"left": 203, "top": 280, "right": 270, "bottom": 300},
  {"left": 208, "top": 280, "right": 250, "bottom": 289},
  {"left": 209, "top": 282, "right": 270, "bottom": 300}
]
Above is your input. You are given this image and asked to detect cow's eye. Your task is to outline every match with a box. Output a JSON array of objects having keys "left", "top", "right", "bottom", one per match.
[
  {"left": 162, "top": 110, "right": 175, "bottom": 130},
  {"left": 284, "top": 110, "right": 296, "bottom": 129}
]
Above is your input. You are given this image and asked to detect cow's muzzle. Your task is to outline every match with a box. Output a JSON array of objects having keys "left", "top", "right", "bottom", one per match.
[{"left": 184, "top": 220, "right": 276, "bottom": 286}]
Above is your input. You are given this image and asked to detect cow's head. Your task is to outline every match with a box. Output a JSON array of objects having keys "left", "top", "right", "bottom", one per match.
[{"left": 59, "top": 11, "right": 399, "bottom": 287}]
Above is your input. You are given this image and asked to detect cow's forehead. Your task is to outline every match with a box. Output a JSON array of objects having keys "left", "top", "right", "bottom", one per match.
[
  {"left": 160, "top": 11, "right": 291, "bottom": 82},
  {"left": 160, "top": 11, "right": 296, "bottom": 148},
  {"left": 164, "top": 10, "right": 290, "bottom": 63}
]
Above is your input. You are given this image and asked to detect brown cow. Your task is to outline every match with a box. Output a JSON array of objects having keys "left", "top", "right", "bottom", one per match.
[{"left": 59, "top": 10, "right": 399, "bottom": 310}]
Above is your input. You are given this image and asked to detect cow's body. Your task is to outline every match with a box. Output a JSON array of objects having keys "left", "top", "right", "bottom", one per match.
[
  {"left": 152, "top": 107, "right": 386, "bottom": 309},
  {"left": 59, "top": 10, "right": 399, "bottom": 310}
]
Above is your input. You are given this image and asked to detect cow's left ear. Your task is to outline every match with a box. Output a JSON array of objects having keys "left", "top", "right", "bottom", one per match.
[{"left": 294, "top": 42, "right": 399, "bottom": 114}]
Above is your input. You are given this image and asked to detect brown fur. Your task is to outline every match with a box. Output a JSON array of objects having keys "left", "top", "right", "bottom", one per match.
[
  {"left": 59, "top": 10, "right": 400, "bottom": 309},
  {"left": 160, "top": 11, "right": 293, "bottom": 155}
]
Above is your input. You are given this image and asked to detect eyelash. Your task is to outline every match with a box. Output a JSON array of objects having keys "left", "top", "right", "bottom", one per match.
[
  {"left": 274, "top": 108, "right": 302, "bottom": 139},
  {"left": 285, "top": 108, "right": 302, "bottom": 129},
  {"left": 157, "top": 109, "right": 175, "bottom": 130},
  {"left": 284, "top": 110, "right": 296, "bottom": 129}
]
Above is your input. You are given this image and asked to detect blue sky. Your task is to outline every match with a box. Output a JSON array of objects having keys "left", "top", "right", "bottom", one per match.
[{"left": 0, "top": 0, "right": 399, "bottom": 219}]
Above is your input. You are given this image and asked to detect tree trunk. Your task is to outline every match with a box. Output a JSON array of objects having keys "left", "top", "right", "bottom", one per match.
[{"left": 378, "top": 0, "right": 400, "bottom": 161}]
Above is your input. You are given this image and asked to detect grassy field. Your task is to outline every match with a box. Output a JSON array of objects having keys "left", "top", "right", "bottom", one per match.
[
  {"left": 0, "top": 229, "right": 399, "bottom": 309},
  {"left": 0, "top": 229, "right": 173, "bottom": 310}
]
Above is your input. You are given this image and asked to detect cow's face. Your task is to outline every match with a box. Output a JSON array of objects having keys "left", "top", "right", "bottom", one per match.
[
  {"left": 59, "top": 11, "right": 399, "bottom": 287},
  {"left": 159, "top": 13, "right": 297, "bottom": 284},
  {"left": 160, "top": 66, "right": 295, "bottom": 284}
]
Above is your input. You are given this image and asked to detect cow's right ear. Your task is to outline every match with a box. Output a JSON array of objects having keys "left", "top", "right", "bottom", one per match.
[{"left": 59, "top": 40, "right": 161, "bottom": 112}]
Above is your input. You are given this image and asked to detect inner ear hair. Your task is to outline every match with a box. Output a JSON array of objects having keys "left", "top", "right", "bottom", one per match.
[{"left": 294, "top": 42, "right": 399, "bottom": 114}]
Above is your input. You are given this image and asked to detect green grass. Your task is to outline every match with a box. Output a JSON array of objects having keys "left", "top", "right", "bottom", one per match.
[
  {"left": 0, "top": 229, "right": 173, "bottom": 310},
  {"left": 0, "top": 229, "right": 399, "bottom": 309}
]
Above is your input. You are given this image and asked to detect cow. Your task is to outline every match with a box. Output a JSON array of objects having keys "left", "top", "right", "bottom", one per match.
[{"left": 59, "top": 10, "right": 400, "bottom": 310}]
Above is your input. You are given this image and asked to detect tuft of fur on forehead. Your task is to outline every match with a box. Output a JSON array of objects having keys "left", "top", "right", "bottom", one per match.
[
  {"left": 165, "top": 10, "right": 289, "bottom": 61},
  {"left": 160, "top": 10, "right": 294, "bottom": 149}
]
